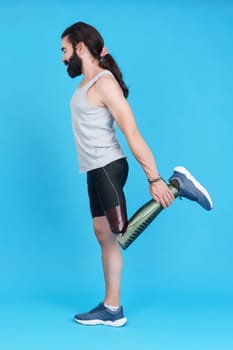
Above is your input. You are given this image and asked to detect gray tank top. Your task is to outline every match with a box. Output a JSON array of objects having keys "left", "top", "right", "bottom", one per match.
[{"left": 70, "top": 70, "right": 126, "bottom": 173}]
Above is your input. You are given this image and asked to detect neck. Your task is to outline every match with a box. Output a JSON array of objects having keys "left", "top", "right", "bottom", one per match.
[{"left": 81, "top": 58, "right": 103, "bottom": 83}]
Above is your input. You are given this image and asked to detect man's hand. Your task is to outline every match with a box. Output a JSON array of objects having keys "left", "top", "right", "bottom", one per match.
[{"left": 149, "top": 180, "right": 174, "bottom": 208}]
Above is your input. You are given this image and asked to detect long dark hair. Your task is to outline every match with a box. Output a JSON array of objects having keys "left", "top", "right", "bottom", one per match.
[{"left": 61, "top": 22, "right": 129, "bottom": 98}]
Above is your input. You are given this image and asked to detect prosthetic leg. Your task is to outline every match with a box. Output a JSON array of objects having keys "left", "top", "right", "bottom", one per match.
[
  {"left": 106, "top": 204, "right": 127, "bottom": 234},
  {"left": 117, "top": 185, "right": 179, "bottom": 250},
  {"left": 117, "top": 165, "right": 213, "bottom": 250}
]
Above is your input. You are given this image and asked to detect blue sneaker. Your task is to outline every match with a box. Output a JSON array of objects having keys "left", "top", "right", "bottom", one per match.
[
  {"left": 169, "top": 166, "right": 213, "bottom": 210},
  {"left": 74, "top": 303, "right": 127, "bottom": 327}
]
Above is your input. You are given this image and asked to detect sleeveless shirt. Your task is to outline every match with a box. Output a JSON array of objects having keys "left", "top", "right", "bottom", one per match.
[{"left": 70, "top": 70, "right": 126, "bottom": 173}]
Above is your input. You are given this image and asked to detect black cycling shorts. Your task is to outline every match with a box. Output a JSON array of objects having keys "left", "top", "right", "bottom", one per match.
[{"left": 87, "top": 158, "right": 129, "bottom": 218}]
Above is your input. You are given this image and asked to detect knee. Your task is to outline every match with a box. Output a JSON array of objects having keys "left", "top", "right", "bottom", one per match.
[
  {"left": 93, "top": 217, "right": 114, "bottom": 246},
  {"left": 93, "top": 222, "right": 104, "bottom": 244}
]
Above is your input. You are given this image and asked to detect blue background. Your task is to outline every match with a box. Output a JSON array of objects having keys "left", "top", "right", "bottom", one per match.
[{"left": 0, "top": 0, "right": 232, "bottom": 349}]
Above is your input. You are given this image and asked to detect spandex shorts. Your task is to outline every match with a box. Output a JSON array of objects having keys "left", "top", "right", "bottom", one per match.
[{"left": 87, "top": 157, "right": 129, "bottom": 218}]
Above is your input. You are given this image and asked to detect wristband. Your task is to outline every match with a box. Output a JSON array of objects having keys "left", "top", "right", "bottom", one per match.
[{"left": 148, "top": 176, "right": 164, "bottom": 184}]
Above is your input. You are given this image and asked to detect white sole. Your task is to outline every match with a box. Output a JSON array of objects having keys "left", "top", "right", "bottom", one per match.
[
  {"left": 74, "top": 317, "right": 127, "bottom": 327},
  {"left": 174, "top": 166, "right": 213, "bottom": 209}
]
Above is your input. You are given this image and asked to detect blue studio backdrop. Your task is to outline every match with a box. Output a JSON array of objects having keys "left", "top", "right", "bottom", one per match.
[{"left": 0, "top": 0, "right": 233, "bottom": 349}]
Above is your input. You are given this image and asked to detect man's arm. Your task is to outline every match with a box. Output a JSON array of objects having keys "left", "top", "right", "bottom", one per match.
[{"left": 96, "top": 76, "right": 174, "bottom": 208}]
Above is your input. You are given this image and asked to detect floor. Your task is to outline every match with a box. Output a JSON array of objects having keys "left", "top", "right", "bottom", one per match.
[{"left": 1, "top": 292, "right": 232, "bottom": 350}]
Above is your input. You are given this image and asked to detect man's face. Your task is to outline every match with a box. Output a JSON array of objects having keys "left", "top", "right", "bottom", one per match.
[{"left": 61, "top": 36, "right": 82, "bottom": 78}]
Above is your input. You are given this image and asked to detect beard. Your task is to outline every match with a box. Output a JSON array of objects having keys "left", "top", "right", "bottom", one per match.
[{"left": 64, "top": 52, "right": 82, "bottom": 78}]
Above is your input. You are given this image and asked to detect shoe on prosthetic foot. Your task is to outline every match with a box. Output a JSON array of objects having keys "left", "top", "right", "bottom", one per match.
[
  {"left": 117, "top": 166, "right": 213, "bottom": 250},
  {"left": 169, "top": 166, "right": 213, "bottom": 211}
]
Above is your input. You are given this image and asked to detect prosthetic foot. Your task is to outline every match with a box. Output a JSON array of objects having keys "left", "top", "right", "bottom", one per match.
[{"left": 169, "top": 166, "right": 213, "bottom": 210}]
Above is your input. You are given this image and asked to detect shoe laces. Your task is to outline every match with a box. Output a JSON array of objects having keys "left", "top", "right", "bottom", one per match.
[{"left": 89, "top": 303, "right": 104, "bottom": 313}]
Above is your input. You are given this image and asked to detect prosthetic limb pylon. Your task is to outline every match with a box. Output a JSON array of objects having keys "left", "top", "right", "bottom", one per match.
[{"left": 117, "top": 185, "right": 179, "bottom": 250}]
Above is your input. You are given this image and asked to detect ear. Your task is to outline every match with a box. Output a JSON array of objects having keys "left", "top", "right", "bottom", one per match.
[{"left": 75, "top": 41, "right": 86, "bottom": 57}]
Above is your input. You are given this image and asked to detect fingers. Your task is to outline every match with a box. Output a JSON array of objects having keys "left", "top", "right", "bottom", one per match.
[
  {"left": 156, "top": 194, "right": 173, "bottom": 208},
  {"left": 162, "top": 192, "right": 174, "bottom": 208},
  {"left": 150, "top": 184, "right": 175, "bottom": 208}
]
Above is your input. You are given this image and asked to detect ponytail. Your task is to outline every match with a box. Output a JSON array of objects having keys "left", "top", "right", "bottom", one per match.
[{"left": 100, "top": 54, "right": 129, "bottom": 98}]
